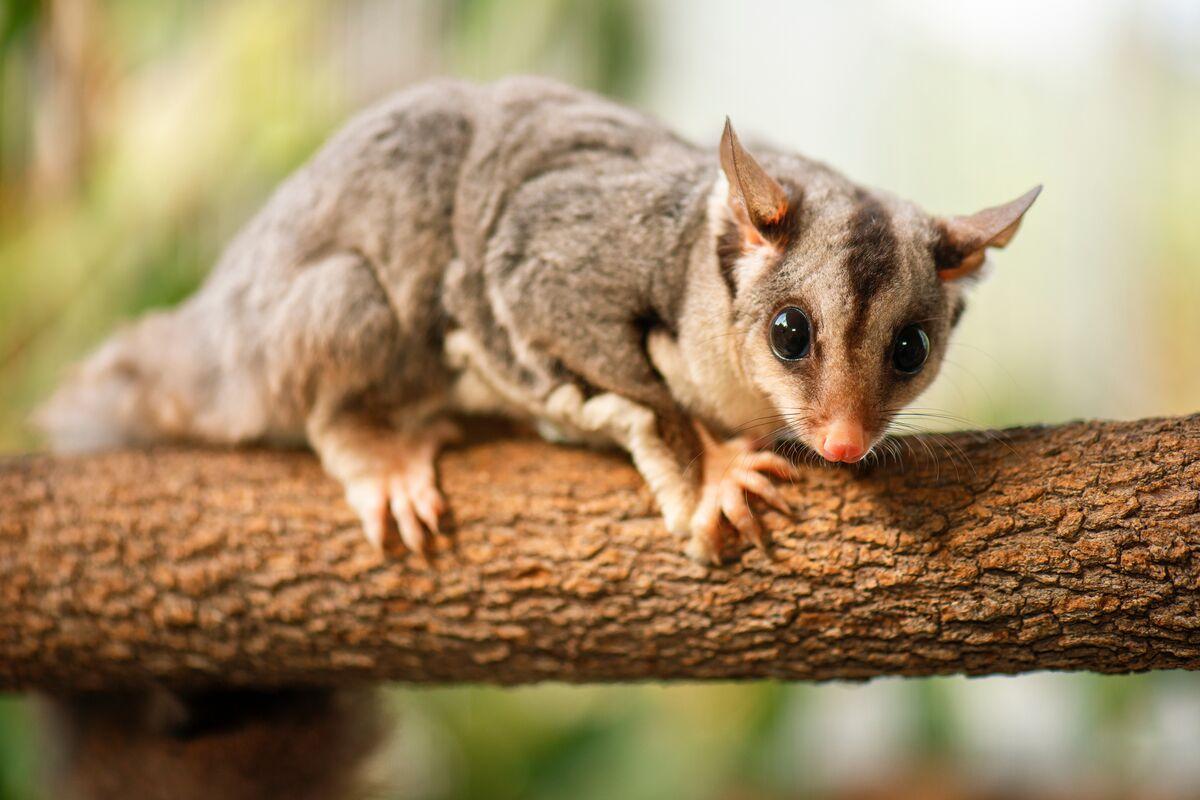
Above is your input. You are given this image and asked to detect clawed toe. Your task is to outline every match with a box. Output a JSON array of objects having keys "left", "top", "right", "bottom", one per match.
[
  {"left": 409, "top": 483, "right": 447, "bottom": 534},
  {"left": 731, "top": 468, "right": 789, "bottom": 514},
  {"left": 686, "top": 493, "right": 725, "bottom": 566},
  {"left": 720, "top": 479, "right": 766, "bottom": 552},
  {"left": 388, "top": 483, "right": 428, "bottom": 555},
  {"left": 346, "top": 478, "right": 389, "bottom": 552}
]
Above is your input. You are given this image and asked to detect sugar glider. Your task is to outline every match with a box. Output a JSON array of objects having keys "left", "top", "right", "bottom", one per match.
[{"left": 38, "top": 76, "right": 1039, "bottom": 564}]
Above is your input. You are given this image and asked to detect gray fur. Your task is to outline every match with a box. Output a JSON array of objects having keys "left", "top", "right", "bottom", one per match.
[{"left": 36, "top": 76, "right": 1036, "bottom": 559}]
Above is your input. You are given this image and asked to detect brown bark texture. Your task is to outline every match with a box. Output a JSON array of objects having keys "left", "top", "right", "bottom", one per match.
[{"left": 1, "top": 415, "right": 1198, "bottom": 691}]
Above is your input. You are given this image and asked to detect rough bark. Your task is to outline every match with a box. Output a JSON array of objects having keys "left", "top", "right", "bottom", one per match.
[{"left": 1, "top": 415, "right": 1198, "bottom": 690}]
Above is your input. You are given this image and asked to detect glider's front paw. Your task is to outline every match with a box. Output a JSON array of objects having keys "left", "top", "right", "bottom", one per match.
[{"left": 684, "top": 429, "right": 796, "bottom": 565}]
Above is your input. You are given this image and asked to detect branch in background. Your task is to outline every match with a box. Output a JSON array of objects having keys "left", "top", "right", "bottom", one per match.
[
  {"left": 1, "top": 415, "right": 1198, "bottom": 690},
  {"left": 33, "top": 0, "right": 107, "bottom": 203}
]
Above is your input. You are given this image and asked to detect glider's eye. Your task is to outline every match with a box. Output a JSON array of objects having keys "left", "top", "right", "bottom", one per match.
[
  {"left": 892, "top": 324, "right": 930, "bottom": 374},
  {"left": 770, "top": 307, "right": 812, "bottom": 361}
]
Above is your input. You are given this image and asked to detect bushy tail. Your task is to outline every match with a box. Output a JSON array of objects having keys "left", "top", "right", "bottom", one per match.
[
  {"left": 34, "top": 309, "right": 201, "bottom": 453},
  {"left": 33, "top": 291, "right": 284, "bottom": 452}
]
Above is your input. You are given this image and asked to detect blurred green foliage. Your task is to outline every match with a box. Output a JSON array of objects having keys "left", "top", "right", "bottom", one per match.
[
  {"left": 446, "top": 0, "right": 644, "bottom": 98},
  {"left": 391, "top": 683, "right": 805, "bottom": 800},
  {"left": 0, "top": 697, "right": 36, "bottom": 800}
]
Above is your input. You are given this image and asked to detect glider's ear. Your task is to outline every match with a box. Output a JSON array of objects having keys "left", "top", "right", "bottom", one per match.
[
  {"left": 720, "top": 117, "right": 790, "bottom": 244},
  {"left": 934, "top": 185, "right": 1042, "bottom": 280}
]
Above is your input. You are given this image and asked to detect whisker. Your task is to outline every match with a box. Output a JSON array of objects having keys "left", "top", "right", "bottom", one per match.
[
  {"left": 888, "top": 419, "right": 983, "bottom": 480},
  {"left": 946, "top": 340, "right": 1023, "bottom": 392},
  {"left": 880, "top": 435, "right": 904, "bottom": 471},
  {"left": 886, "top": 420, "right": 942, "bottom": 480},
  {"left": 889, "top": 408, "right": 1020, "bottom": 459},
  {"left": 727, "top": 406, "right": 815, "bottom": 434},
  {"left": 940, "top": 357, "right": 999, "bottom": 410}
]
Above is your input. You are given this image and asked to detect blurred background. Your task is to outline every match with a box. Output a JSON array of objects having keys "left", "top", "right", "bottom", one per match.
[{"left": 1, "top": 0, "right": 1198, "bottom": 798}]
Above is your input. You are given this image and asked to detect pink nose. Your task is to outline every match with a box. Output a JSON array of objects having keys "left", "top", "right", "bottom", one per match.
[{"left": 818, "top": 419, "right": 866, "bottom": 463}]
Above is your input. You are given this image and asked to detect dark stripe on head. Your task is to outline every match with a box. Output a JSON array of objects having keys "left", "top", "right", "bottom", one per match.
[{"left": 844, "top": 191, "right": 899, "bottom": 344}]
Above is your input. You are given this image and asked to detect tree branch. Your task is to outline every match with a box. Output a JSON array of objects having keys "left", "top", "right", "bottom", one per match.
[{"left": 2, "top": 415, "right": 1198, "bottom": 690}]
